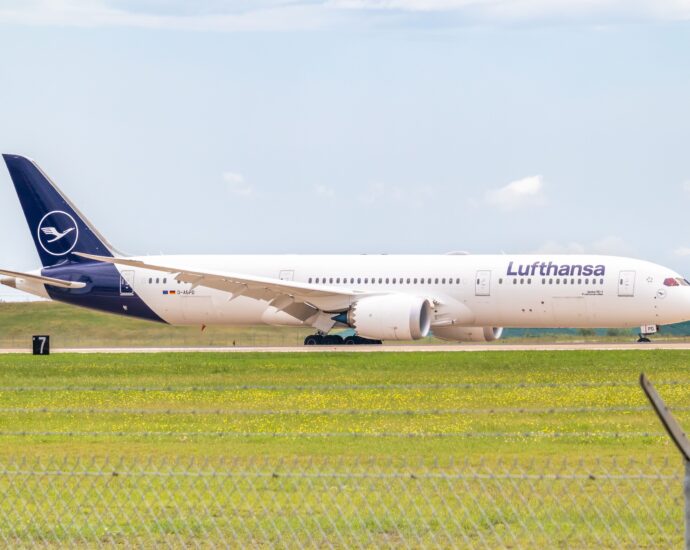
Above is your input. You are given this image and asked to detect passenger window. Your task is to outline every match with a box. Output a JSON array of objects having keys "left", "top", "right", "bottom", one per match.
[
  {"left": 527, "top": 278, "right": 531, "bottom": 284},
  {"left": 456, "top": 278, "right": 460, "bottom": 284},
  {"left": 413, "top": 278, "right": 418, "bottom": 284},
  {"left": 308, "top": 277, "right": 312, "bottom": 283},
  {"left": 156, "top": 278, "right": 159, "bottom": 284},
  {"left": 578, "top": 279, "right": 582, "bottom": 285},
  {"left": 385, "top": 278, "right": 389, "bottom": 284},
  {"left": 600, "top": 278, "right": 604, "bottom": 284},
  {"left": 513, "top": 279, "right": 517, "bottom": 285},
  {"left": 541, "top": 278, "right": 545, "bottom": 284},
  {"left": 148, "top": 278, "right": 152, "bottom": 284},
  {"left": 549, "top": 278, "right": 553, "bottom": 284},
  {"left": 434, "top": 278, "right": 439, "bottom": 284},
  {"left": 499, "top": 278, "right": 503, "bottom": 284},
  {"left": 556, "top": 279, "right": 560, "bottom": 284},
  {"left": 585, "top": 278, "right": 589, "bottom": 284}
]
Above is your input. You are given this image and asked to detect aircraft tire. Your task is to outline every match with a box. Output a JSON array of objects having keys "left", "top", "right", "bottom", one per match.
[{"left": 304, "top": 335, "right": 322, "bottom": 346}]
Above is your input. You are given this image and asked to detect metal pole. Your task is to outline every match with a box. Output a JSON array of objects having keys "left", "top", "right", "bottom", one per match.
[
  {"left": 686, "top": 460, "right": 690, "bottom": 550},
  {"left": 639, "top": 374, "right": 690, "bottom": 547}
]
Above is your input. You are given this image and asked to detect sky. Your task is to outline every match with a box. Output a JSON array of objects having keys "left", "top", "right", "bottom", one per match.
[{"left": 1, "top": 1, "right": 690, "bottom": 298}]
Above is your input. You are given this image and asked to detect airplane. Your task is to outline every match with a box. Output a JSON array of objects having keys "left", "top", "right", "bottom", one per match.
[{"left": 1, "top": 153, "right": 689, "bottom": 345}]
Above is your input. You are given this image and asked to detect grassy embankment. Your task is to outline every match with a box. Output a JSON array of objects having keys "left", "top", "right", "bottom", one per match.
[{"left": 1, "top": 301, "right": 689, "bottom": 348}]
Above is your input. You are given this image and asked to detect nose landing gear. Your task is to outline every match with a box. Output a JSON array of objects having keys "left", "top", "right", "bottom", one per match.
[{"left": 637, "top": 324, "right": 659, "bottom": 343}]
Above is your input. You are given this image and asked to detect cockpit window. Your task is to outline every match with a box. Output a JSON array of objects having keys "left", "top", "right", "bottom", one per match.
[{"left": 664, "top": 277, "right": 690, "bottom": 287}]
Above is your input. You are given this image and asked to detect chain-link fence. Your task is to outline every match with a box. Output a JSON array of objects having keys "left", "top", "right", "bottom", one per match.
[{"left": 0, "top": 456, "right": 683, "bottom": 548}]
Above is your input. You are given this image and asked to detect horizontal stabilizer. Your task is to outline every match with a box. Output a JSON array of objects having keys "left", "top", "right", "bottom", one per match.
[{"left": 0, "top": 269, "right": 86, "bottom": 289}]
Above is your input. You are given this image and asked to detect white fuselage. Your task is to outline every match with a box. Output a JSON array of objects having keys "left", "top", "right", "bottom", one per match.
[{"left": 27, "top": 253, "right": 684, "bottom": 331}]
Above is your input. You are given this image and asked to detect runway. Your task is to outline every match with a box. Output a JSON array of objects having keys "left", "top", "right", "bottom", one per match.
[{"left": 3, "top": 342, "right": 690, "bottom": 353}]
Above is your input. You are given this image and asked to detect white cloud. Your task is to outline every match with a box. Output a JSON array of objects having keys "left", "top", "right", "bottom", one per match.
[
  {"left": 589, "top": 235, "right": 634, "bottom": 256},
  {"left": 2, "top": 0, "right": 690, "bottom": 30},
  {"left": 222, "top": 171, "right": 253, "bottom": 196},
  {"left": 313, "top": 184, "right": 335, "bottom": 197},
  {"left": 485, "top": 175, "right": 545, "bottom": 211},
  {"left": 674, "top": 246, "right": 690, "bottom": 257},
  {"left": 682, "top": 181, "right": 690, "bottom": 194},
  {"left": 332, "top": 0, "right": 690, "bottom": 21},
  {"left": 534, "top": 235, "right": 633, "bottom": 256},
  {"left": 0, "top": 0, "right": 336, "bottom": 31}
]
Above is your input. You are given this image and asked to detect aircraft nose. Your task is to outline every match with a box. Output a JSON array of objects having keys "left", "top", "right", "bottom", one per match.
[{"left": 669, "top": 285, "right": 690, "bottom": 324}]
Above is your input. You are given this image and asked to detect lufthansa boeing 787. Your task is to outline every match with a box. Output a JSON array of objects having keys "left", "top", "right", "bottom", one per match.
[{"left": 2, "top": 154, "right": 689, "bottom": 345}]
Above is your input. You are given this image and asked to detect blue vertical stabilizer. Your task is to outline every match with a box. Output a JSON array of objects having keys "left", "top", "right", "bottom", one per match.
[{"left": 3, "top": 154, "right": 115, "bottom": 267}]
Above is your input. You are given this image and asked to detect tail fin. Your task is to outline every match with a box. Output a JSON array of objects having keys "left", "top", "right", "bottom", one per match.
[{"left": 3, "top": 154, "right": 116, "bottom": 267}]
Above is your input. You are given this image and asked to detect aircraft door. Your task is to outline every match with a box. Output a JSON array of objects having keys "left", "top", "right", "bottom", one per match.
[
  {"left": 279, "top": 270, "right": 295, "bottom": 281},
  {"left": 618, "top": 271, "right": 636, "bottom": 297},
  {"left": 120, "top": 270, "right": 134, "bottom": 296},
  {"left": 475, "top": 270, "right": 491, "bottom": 296}
]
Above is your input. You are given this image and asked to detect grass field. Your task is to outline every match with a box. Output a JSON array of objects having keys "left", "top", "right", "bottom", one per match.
[
  {"left": 0, "top": 350, "right": 687, "bottom": 461},
  {"left": 1, "top": 350, "right": 687, "bottom": 547},
  {"left": 2, "top": 301, "right": 689, "bottom": 349}
]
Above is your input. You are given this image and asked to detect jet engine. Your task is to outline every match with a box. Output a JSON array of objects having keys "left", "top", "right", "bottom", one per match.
[
  {"left": 433, "top": 326, "right": 504, "bottom": 342},
  {"left": 347, "top": 295, "right": 432, "bottom": 341}
]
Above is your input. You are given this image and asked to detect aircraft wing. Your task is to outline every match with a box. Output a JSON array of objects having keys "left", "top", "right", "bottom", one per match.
[
  {"left": 0, "top": 268, "right": 87, "bottom": 289},
  {"left": 75, "top": 253, "right": 358, "bottom": 322}
]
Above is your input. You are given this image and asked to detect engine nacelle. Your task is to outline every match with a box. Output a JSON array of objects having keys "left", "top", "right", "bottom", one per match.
[
  {"left": 348, "top": 295, "right": 432, "bottom": 341},
  {"left": 433, "top": 326, "right": 504, "bottom": 342}
]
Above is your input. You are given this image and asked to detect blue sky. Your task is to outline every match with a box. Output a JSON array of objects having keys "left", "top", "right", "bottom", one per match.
[{"left": 1, "top": 1, "right": 690, "bottom": 298}]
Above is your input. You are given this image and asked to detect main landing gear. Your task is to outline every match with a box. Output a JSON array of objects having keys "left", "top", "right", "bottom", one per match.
[{"left": 303, "top": 334, "right": 383, "bottom": 346}]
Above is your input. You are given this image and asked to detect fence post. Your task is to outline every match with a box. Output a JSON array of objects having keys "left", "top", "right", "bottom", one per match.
[{"left": 640, "top": 373, "right": 690, "bottom": 549}]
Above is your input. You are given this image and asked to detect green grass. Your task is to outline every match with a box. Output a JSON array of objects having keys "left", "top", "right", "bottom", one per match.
[
  {"left": 0, "top": 301, "right": 315, "bottom": 348},
  {"left": 0, "top": 350, "right": 686, "bottom": 461},
  {"left": 0, "top": 350, "right": 686, "bottom": 547}
]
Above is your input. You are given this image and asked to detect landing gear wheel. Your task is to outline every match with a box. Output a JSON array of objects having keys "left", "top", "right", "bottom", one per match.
[
  {"left": 344, "top": 336, "right": 357, "bottom": 345},
  {"left": 637, "top": 336, "right": 652, "bottom": 343},
  {"left": 304, "top": 335, "right": 322, "bottom": 346},
  {"left": 322, "top": 335, "right": 344, "bottom": 345}
]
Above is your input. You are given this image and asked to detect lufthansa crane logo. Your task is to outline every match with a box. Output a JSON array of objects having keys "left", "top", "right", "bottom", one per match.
[{"left": 37, "top": 211, "right": 79, "bottom": 256}]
